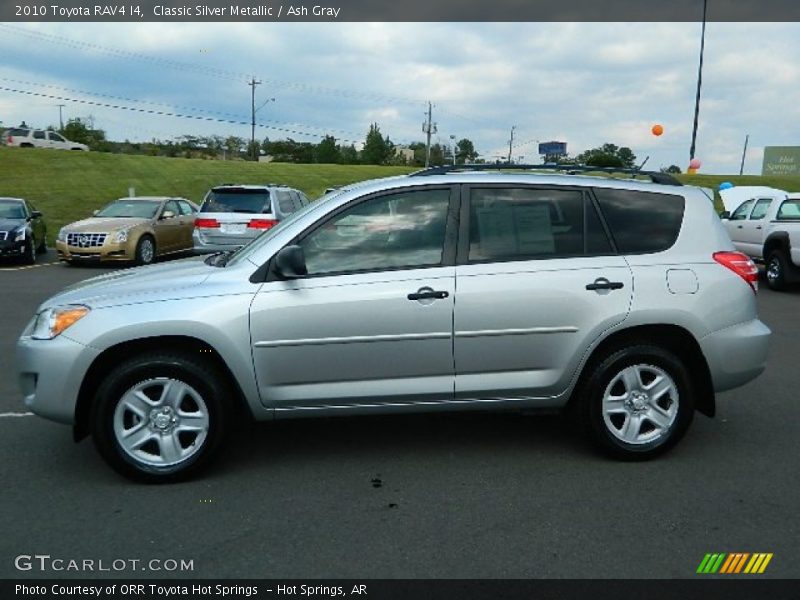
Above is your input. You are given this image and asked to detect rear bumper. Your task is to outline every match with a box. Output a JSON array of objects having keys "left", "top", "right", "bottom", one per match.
[
  {"left": 700, "top": 318, "right": 771, "bottom": 393},
  {"left": 192, "top": 230, "right": 251, "bottom": 254}
]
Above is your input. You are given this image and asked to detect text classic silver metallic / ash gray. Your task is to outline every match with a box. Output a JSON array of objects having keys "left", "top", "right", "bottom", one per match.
[{"left": 17, "top": 167, "right": 771, "bottom": 481}]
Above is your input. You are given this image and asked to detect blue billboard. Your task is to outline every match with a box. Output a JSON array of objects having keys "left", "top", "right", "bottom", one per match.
[{"left": 538, "top": 141, "right": 567, "bottom": 156}]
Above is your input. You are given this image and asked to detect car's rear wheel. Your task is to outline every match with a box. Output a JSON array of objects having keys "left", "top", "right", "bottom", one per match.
[
  {"left": 766, "top": 250, "right": 788, "bottom": 291},
  {"left": 134, "top": 235, "right": 156, "bottom": 266},
  {"left": 580, "top": 345, "right": 694, "bottom": 460},
  {"left": 91, "top": 353, "right": 229, "bottom": 483}
]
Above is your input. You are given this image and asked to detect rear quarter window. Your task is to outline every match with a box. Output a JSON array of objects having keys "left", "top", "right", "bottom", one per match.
[{"left": 593, "top": 188, "right": 685, "bottom": 254}]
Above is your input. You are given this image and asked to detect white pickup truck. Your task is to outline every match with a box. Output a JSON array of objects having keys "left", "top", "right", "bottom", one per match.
[{"left": 720, "top": 186, "right": 800, "bottom": 291}]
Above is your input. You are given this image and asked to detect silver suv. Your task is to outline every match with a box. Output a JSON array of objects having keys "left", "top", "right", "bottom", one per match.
[
  {"left": 193, "top": 183, "right": 310, "bottom": 253},
  {"left": 16, "top": 167, "right": 771, "bottom": 482}
]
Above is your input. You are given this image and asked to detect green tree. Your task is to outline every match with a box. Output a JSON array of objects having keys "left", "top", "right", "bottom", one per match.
[
  {"left": 662, "top": 164, "right": 682, "bottom": 174},
  {"left": 60, "top": 118, "right": 107, "bottom": 151},
  {"left": 315, "top": 135, "right": 340, "bottom": 164},
  {"left": 576, "top": 143, "right": 637, "bottom": 169},
  {"left": 361, "top": 123, "right": 395, "bottom": 165},
  {"left": 456, "top": 138, "right": 478, "bottom": 163},
  {"left": 338, "top": 144, "right": 359, "bottom": 164}
]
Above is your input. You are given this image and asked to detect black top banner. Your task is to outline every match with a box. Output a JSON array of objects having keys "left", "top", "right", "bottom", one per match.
[{"left": 3, "top": 0, "right": 800, "bottom": 22}]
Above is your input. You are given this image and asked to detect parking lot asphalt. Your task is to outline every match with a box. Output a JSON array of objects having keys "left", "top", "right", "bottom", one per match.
[{"left": 1, "top": 253, "right": 798, "bottom": 579}]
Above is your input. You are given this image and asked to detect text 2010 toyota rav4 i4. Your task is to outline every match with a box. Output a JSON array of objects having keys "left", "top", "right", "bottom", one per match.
[{"left": 17, "top": 167, "right": 771, "bottom": 482}]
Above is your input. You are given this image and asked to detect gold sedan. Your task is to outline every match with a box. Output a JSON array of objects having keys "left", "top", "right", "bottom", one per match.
[{"left": 55, "top": 197, "right": 199, "bottom": 265}]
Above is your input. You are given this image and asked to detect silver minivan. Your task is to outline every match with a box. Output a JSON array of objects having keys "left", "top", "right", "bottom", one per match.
[
  {"left": 193, "top": 183, "right": 310, "bottom": 253},
  {"left": 17, "top": 167, "right": 771, "bottom": 482}
]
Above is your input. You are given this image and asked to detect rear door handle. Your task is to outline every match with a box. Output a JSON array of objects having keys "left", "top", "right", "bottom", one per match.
[
  {"left": 408, "top": 288, "right": 449, "bottom": 301},
  {"left": 586, "top": 278, "right": 624, "bottom": 291}
]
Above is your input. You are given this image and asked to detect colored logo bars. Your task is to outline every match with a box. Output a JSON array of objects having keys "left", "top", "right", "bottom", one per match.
[{"left": 697, "top": 553, "right": 773, "bottom": 574}]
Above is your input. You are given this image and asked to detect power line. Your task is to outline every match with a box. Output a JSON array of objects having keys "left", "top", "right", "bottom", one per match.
[
  {"left": 0, "top": 24, "right": 427, "bottom": 107},
  {"left": 0, "top": 85, "right": 362, "bottom": 144},
  {"left": 0, "top": 76, "right": 366, "bottom": 139}
]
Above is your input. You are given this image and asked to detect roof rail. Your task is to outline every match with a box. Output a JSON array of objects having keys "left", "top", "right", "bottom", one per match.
[{"left": 408, "top": 163, "right": 683, "bottom": 186}]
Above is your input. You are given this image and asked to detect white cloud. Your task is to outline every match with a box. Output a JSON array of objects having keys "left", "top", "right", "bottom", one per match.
[{"left": 1, "top": 22, "right": 799, "bottom": 173}]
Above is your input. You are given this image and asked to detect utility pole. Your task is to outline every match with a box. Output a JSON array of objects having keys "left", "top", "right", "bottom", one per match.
[
  {"left": 56, "top": 104, "right": 65, "bottom": 130},
  {"left": 422, "top": 102, "right": 437, "bottom": 167},
  {"left": 689, "top": 0, "right": 707, "bottom": 164},
  {"left": 507, "top": 125, "right": 516, "bottom": 163},
  {"left": 248, "top": 77, "right": 262, "bottom": 161},
  {"left": 739, "top": 134, "right": 749, "bottom": 175}
]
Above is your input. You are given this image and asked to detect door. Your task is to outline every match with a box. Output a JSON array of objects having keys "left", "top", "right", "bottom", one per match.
[
  {"left": 249, "top": 186, "right": 457, "bottom": 409},
  {"left": 32, "top": 130, "right": 49, "bottom": 148},
  {"left": 47, "top": 131, "right": 68, "bottom": 149},
  {"left": 153, "top": 200, "right": 183, "bottom": 252},
  {"left": 453, "top": 186, "right": 633, "bottom": 400},
  {"left": 724, "top": 198, "right": 755, "bottom": 253},
  {"left": 737, "top": 198, "right": 772, "bottom": 257},
  {"left": 176, "top": 200, "right": 197, "bottom": 248}
]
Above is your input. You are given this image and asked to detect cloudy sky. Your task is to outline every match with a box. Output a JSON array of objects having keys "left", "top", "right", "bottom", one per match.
[{"left": 0, "top": 21, "right": 798, "bottom": 173}]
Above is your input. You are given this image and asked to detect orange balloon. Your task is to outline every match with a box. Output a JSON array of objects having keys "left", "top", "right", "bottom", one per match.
[{"left": 652, "top": 124, "right": 664, "bottom": 136}]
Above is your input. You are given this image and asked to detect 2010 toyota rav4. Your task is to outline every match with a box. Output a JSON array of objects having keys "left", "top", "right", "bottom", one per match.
[{"left": 16, "top": 167, "right": 771, "bottom": 482}]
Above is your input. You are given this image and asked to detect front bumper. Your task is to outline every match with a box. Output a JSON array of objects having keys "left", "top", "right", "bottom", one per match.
[
  {"left": 17, "top": 331, "right": 101, "bottom": 425},
  {"left": 700, "top": 318, "right": 771, "bottom": 393},
  {"left": 0, "top": 238, "right": 27, "bottom": 257},
  {"left": 55, "top": 239, "right": 134, "bottom": 262}
]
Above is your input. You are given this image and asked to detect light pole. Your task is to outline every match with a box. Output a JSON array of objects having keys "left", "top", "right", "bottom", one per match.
[
  {"left": 689, "top": 0, "right": 707, "bottom": 166},
  {"left": 251, "top": 94, "right": 275, "bottom": 161},
  {"left": 450, "top": 134, "right": 456, "bottom": 165}
]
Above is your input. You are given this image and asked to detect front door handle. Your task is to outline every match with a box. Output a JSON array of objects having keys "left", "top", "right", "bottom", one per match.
[
  {"left": 408, "top": 288, "right": 449, "bottom": 301},
  {"left": 586, "top": 278, "right": 624, "bottom": 291}
]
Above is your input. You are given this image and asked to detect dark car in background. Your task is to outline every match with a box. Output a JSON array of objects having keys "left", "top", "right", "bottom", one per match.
[{"left": 0, "top": 197, "right": 47, "bottom": 264}]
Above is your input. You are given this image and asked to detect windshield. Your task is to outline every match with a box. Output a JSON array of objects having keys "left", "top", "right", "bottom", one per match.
[
  {"left": 201, "top": 189, "right": 272, "bottom": 214},
  {"left": 96, "top": 199, "right": 161, "bottom": 219},
  {"left": 0, "top": 201, "right": 25, "bottom": 219}
]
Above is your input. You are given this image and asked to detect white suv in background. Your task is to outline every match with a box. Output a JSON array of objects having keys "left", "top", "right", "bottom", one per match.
[{"left": 5, "top": 128, "right": 89, "bottom": 151}]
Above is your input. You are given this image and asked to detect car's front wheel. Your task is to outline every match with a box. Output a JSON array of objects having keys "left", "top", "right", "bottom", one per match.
[
  {"left": 580, "top": 345, "right": 694, "bottom": 460},
  {"left": 134, "top": 235, "right": 156, "bottom": 266},
  {"left": 91, "top": 353, "right": 229, "bottom": 482},
  {"left": 22, "top": 237, "right": 36, "bottom": 265}
]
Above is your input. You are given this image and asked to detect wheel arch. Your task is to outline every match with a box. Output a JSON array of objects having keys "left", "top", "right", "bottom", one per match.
[
  {"left": 73, "top": 335, "right": 252, "bottom": 441},
  {"left": 763, "top": 231, "right": 790, "bottom": 259},
  {"left": 568, "top": 324, "right": 715, "bottom": 418}
]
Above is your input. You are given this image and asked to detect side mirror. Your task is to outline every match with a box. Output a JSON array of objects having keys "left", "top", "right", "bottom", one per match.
[
  {"left": 161, "top": 210, "right": 176, "bottom": 219},
  {"left": 719, "top": 210, "right": 731, "bottom": 220},
  {"left": 30, "top": 210, "right": 43, "bottom": 219},
  {"left": 274, "top": 245, "right": 308, "bottom": 279}
]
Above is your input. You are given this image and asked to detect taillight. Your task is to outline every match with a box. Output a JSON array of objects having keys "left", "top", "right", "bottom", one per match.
[
  {"left": 247, "top": 219, "right": 278, "bottom": 229},
  {"left": 194, "top": 218, "right": 220, "bottom": 228},
  {"left": 7, "top": 136, "right": 12, "bottom": 145},
  {"left": 713, "top": 251, "right": 759, "bottom": 293}
]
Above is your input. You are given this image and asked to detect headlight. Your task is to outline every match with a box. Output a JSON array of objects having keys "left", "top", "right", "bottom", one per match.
[
  {"left": 31, "top": 305, "right": 91, "bottom": 340},
  {"left": 114, "top": 228, "right": 130, "bottom": 243},
  {"left": 57, "top": 228, "right": 67, "bottom": 242},
  {"left": 14, "top": 228, "right": 26, "bottom": 242}
]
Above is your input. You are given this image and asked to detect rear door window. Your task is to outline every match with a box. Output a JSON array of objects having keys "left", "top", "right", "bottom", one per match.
[
  {"left": 465, "top": 187, "right": 612, "bottom": 262},
  {"left": 33, "top": 130, "right": 46, "bottom": 140},
  {"left": 593, "top": 188, "right": 685, "bottom": 254},
  {"left": 177, "top": 200, "right": 196, "bottom": 215}
]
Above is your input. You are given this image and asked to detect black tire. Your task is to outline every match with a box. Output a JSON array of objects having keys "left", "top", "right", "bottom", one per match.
[
  {"left": 765, "top": 250, "right": 788, "bottom": 291},
  {"left": 36, "top": 236, "right": 47, "bottom": 254},
  {"left": 579, "top": 344, "right": 694, "bottom": 460},
  {"left": 90, "top": 352, "right": 230, "bottom": 483},
  {"left": 134, "top": 235, "right": 156, "bottom": 266},
  {"left": 22, "top": 238, "right": 36, "bottom": 265}
]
